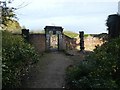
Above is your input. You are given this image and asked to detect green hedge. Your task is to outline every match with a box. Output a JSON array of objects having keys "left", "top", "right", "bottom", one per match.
[
  {"left": 2, "top": 31, "right": 40, "bottom": 88},
  {"left": 66, "top": 38, "right": 120, "bottom": 89}
]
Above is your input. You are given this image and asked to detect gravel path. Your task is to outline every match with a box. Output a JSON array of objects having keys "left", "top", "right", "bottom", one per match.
[{"left": 21, "top": 52, "right": 73, "bottom": 88}]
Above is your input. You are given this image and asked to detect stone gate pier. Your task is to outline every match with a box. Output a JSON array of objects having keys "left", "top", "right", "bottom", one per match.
[{"left": 44, "top": 26, "right": 64, "bottom": 51}]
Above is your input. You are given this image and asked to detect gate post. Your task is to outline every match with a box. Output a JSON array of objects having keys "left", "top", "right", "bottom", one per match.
[
  {"left": 79, "top": 31, "right": 85, "bottom": 52},
  {"left": 22, "top": 29, "right": 29, "bottom": 42},
  {"left": 44, "top": 27, "right": 50, "bottom": 52},
  {"left": 58, "top": 33, "right": 63, "bottom": 51},
  {"left": 0, "top": 6, "right": 2, "bottom": 26}
]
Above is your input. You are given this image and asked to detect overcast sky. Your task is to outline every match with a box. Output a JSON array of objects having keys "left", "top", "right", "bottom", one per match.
[{"left": 8, "top": 0, "right": 119, "bottom": 34}]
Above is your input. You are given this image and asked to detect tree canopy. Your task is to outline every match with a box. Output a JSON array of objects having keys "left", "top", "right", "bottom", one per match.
[
  {"left": 106, "top": 14, "right": 120, "bottom": 38},
  {"left": 0, "top": 1, "right": 21, "bottom": 33}
]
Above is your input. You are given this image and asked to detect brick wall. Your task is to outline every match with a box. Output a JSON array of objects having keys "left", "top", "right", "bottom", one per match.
[{"left": 29, "top": 34, "right": 46, "bottom": 53}]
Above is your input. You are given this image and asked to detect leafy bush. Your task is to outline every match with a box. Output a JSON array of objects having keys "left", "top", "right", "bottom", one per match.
[
  {"left": 2, "top": 31, "right": 40, "bottom": 88},
  {"left": 66, "top": 37, "right": 120, "bottom": 89}
]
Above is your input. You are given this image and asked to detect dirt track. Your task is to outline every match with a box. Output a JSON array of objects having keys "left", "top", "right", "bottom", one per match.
[{"left": 21, "top": 52, "right": 73, "bottom": 88}]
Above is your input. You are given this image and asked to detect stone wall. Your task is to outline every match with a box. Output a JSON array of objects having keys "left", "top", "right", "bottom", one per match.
[
  {"left": 62, "top": 34, "right": 76, "bottom": 50},
  {"left": 29, "top": 34, "right": 75, "bottom": 52},
  {"left": 28, "top": 33, "right": 75, "bottom": 52},
  {"left": 84, "top": 36, "right": 103, "bottom": 51},
  {"left": 75, "top": 35, "right": 104, "bottom": 51},
  {"left": 29, "top": 34, "right": 46, "bottom": 53},
  {"left": 20, "top": 32, "right": 105, "bottom": 52},
  {"left": 21, "top": 32, "right": 104, "bottom": 52}
]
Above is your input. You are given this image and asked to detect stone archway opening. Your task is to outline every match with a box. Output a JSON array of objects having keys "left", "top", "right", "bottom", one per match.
[
  {"left": 50, "top": 34, "right": 58, "bottom": 51},
  {"left": 44, "top": 26, "right": 63, "bottom": 51}
]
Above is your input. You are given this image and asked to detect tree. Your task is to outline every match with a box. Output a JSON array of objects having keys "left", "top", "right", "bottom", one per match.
[
  {"left": 0, "top": 0, "right": 21, "bottom": 33},
  {"left": 106, "top": 14, "right": 120, "bottom": 38}
]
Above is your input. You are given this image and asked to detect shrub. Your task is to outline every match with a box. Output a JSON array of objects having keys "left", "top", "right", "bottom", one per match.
[
  {"left": 66, "top": 37, "right": 120, "bottom": 89},
  {"left": 2, "top": 31, "right": 40, "bottom": 88}
]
